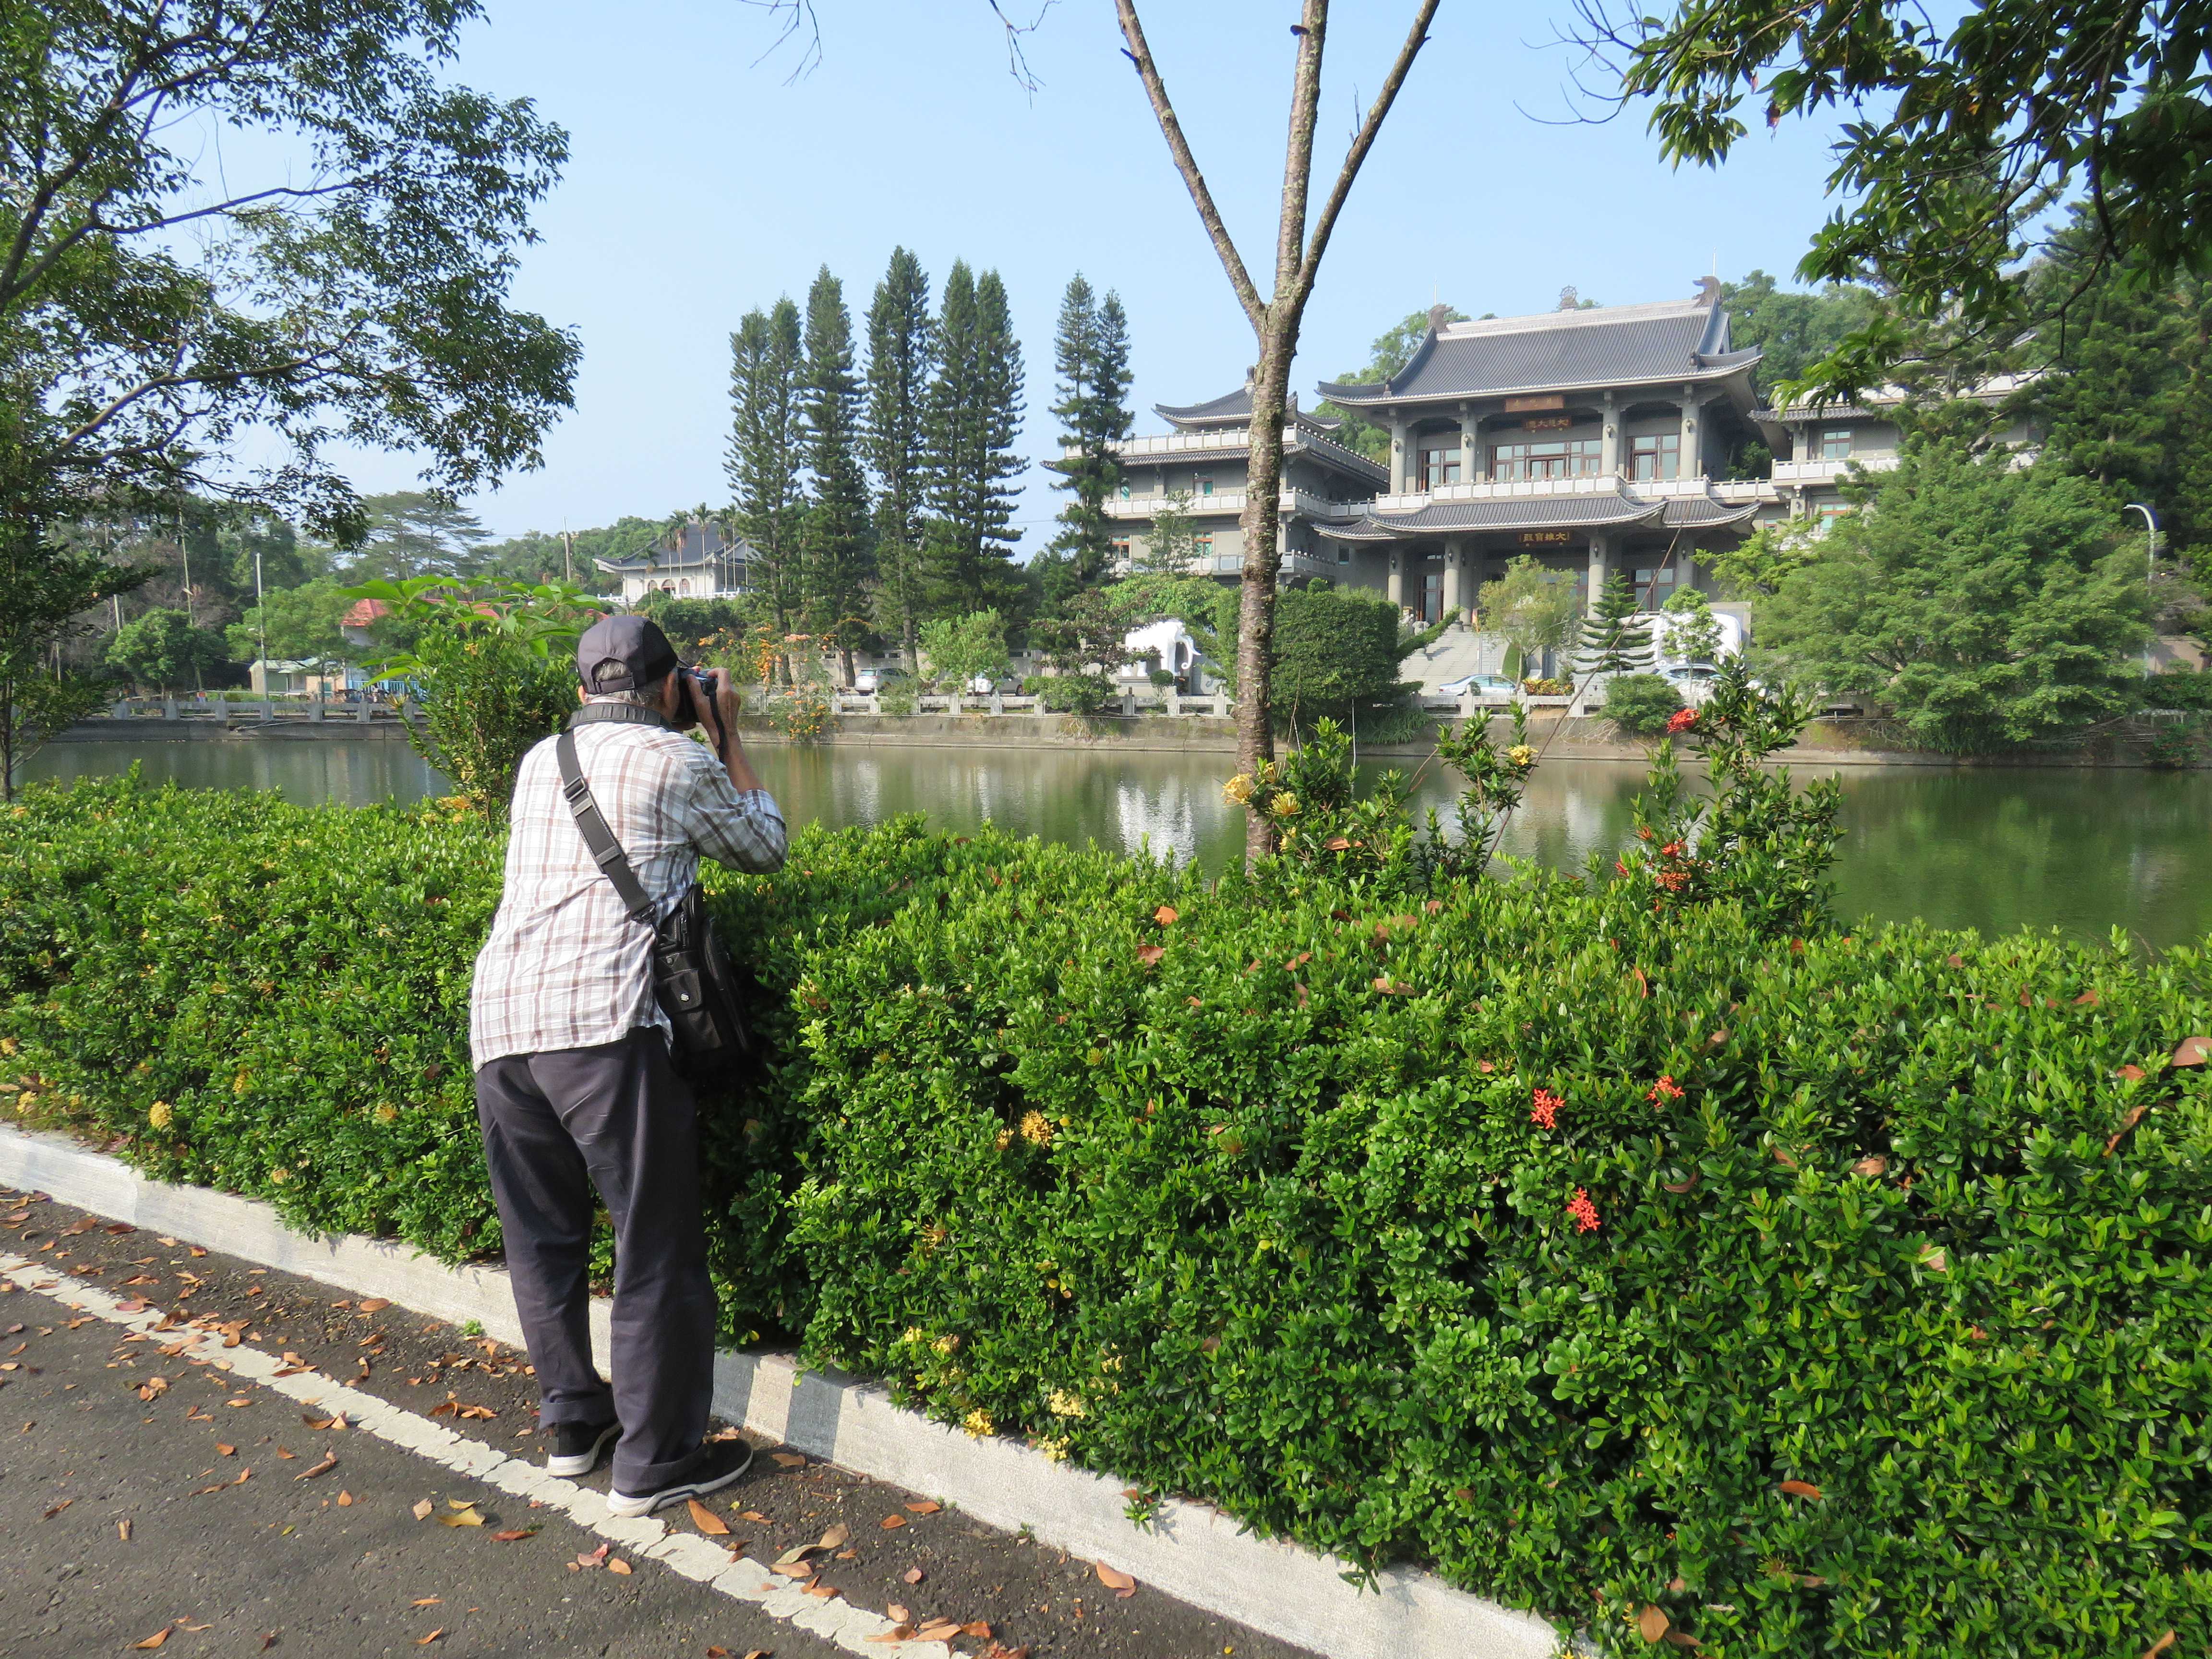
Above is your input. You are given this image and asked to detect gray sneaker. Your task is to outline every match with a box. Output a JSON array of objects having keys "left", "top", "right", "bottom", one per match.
[{"left": 606, "top": 1436, "right": 756, "bottom": 1518}]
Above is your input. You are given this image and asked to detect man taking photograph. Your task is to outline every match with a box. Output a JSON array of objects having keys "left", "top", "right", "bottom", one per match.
[{"left": 469, "top": 614, "right": 786, "bottom": 1516}]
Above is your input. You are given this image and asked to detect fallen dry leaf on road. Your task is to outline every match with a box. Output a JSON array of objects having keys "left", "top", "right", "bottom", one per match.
[
  {"left": 804, "top": 1584, "right": 836, "bottom": 1599},
  {"left": 216, "top": 1443, "right": 235, "bottom": 1456},
  {"left": 41, "top": 1498, "right": 71, "bottom": 1519},
  {"left": 1094, "top": 1562, "right": 1136, "bottom": 1596},
  {"left": 817, "top": 1523, "right": 850, "bottom": 1551},
  {"left": 865, "top": 1634, "right": 914, "bottom": 1647},
  {"left": 916, "top": 1622, "right": 962, "bottom": 1642},
  {"left": 688, "top": 1499, "right": 729, "bottom": 1536},
  {"left": 415, "top": 1629, "right": 444, "bottom": 1645},
  {"left": 276, "top": 1447, "right": 297, "bottom": 1459},
  {"left": 118, "top": 1518, "right": 132, "bottom": 1541},
  {"left": 412, "top": 1599, "right": 442, "bottom": 1608},
  {"left": 607, "top": 1557, "right": 633, "bottom": 1575},
  {"left": 412, "top": 1498, "right": 434, "bottom": 1520},
  {"left": 888, "top": 1604, "right": 911, "bottom": 1623},
  {"left": 903, "top": 1500, "right": 940, "bottom": 1514},
  {"left": 336, "top": 1490, "right": 353, "bottom": 1507},
  {"left": 963, "top": 1623, "right": 993, "bottom": 1639},
  {"left": 357, "top": 1298, "right": 390, "bottom": 1313},
  {"left": 132, "top": 1629, "right": 170, "bottom": 1649},
  {"left": 436, "top": 1505, "right": 484, "bottom": 1527},
  {"left": 879, "top": 1514, "right": 906, "bottom": 1529},
  {"left": 491, "top": 1528, "right": 537, "bottom": 1542},
  {"left": 770, "top": 1452, "right": 805, "bottom": 1468},
  {"left": 296, "top": 1451, "right": 337, "bottom": 1480},
  {"left": 739, "top": 1510, "right": 768, "bottom": 1522},
  {"left": 902, "top": 1567, "right": 924, "bottom": 1585}
]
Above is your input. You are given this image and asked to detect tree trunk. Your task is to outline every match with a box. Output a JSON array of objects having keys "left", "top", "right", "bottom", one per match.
[{"left": 1237, "top": 342, "right": 1295, "bottom": 861}]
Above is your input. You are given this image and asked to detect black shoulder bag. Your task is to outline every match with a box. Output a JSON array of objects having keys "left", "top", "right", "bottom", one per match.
[{"left": 554, "top": 712, "right": 754, "bottom": 1075}]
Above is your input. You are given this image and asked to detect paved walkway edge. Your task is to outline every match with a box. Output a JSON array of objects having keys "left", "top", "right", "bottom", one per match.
[{"left": 0, "top": 1122, "right": 1560, "bottom": 1659}]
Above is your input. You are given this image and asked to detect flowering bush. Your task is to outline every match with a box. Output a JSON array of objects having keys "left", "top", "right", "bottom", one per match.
[{"left": 5, "top": 773, "right": 2212, "bottom": 1657}]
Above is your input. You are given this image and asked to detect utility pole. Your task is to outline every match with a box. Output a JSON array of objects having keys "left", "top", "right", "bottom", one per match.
[
  {"left": 563, "top": 525, "right": 574, "bottom": 585},
  {"left": 2126, "top": 503, "right": 2159, "bottom": 676},
  {"left": 254, "top": 542, "right": 267, "bottom": 692}
]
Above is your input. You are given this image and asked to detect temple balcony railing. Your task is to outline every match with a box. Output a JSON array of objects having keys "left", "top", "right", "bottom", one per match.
[
  {"left": 1368, "top": 475, "right": 1779, "bottom": 513},
  {"left": 1103, "top": 489, "right": 1372, "bottom": 522},
  {"left": 1770, "top": 453, "right": 1900, "bottom": 488}
]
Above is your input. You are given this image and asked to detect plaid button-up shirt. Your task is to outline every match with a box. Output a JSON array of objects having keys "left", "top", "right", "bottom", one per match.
[{"left": 469, "top": 720, "right": 788, "bottom": 1069}]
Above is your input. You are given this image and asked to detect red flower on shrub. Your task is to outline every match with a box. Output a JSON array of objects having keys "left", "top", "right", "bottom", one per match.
[
  {"left": 1666, "top": 707, "right": 1700, "bottom": 735},
  {"left": 1646, "top": 1075, "right": 1683, "bottom": 1105},
  {"left": 1659, "top": 841, "right": 1686, "bottom": 859},
  {"left": 1529, "top": 1088, "right": 1563, "bottom": 1129},
  {"left": 1656, "top": 868, "right": 1692, "bottom": 892},
  {"left": 1567, "top": 1188, "right": 1601, "bottom": 1232}
]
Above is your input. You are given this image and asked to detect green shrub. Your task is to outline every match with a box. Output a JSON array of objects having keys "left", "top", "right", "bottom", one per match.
[
  {"left": 1601, "top": 672, "right": 1686, "bottom": 736},
  {"left": 2, "top": 771, "right": 2211, "bottom": 1657},
  {"left": 1022, "top": 673, "right": 1116, "bottom": 714}
]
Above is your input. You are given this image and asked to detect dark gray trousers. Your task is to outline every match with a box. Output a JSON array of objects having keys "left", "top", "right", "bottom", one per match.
[{"left": 474, "top": 1028, "right": 714, "bottom": 1493}]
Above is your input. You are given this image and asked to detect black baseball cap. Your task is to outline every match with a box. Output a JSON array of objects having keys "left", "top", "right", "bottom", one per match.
[{"left": 576, "top": 614, "right": 679, "bottom": 694}]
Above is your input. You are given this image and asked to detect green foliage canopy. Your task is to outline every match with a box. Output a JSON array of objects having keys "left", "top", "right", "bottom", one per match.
[
  {"left": 1755, "top": 433, "right": 2152, "bottom": 750},
  {"left": 104, "top": 608, "right": 228, "bottom": 692}
]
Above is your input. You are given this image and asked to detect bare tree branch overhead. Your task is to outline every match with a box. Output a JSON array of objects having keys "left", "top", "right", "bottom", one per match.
[{"left": 1114, "top": 0, "right": 1443, "bottom": 861}]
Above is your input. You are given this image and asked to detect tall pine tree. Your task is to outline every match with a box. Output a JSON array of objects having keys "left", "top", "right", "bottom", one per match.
[
  {"left": 1575, "top": 570, "right": 1655, "bottom": 675},
  {"left": 727, "top": 300, "right": 805, "bottom": 650},
  {"left": 921, "top": 262, "right": 1027, "bottom": 618},
  {"left": 865, "top": 247, "right": 934, "bottom": 672},
  {"left": 1038, "top": 275, "right": 1134, "bottom": 611},
  {"left": 799, "top": 266, "right": 873, "bottom": 686}
]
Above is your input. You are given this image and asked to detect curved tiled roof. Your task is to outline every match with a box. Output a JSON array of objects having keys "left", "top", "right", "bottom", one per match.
[
  {"left": 1154, "top": 386, "right": 1341, "bottom": 432},
  {"left": 1318, "top": 486, "right": 1761, "bottom": 541},
  {"left": 1315, "top": 299, "right": 1757, "bottom": 407}
]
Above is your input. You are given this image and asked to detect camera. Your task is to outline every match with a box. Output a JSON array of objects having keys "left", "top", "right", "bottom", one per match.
[{"left": 672, "top": 666, "right": 724, "bottom": 739}]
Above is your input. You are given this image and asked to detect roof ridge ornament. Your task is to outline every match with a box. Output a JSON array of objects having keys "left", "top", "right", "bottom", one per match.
[{"left": 1694, "top": 275, "right": 1722, "bottom": 306}]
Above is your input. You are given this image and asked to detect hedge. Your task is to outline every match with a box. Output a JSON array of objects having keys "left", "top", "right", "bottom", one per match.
[{"left": 3, "top": 771, "right": 2211, "bottom": 1657}]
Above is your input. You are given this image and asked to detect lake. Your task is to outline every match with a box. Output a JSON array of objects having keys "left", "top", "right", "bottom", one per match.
[{"left": 26, "top": 736, "right": 2212, "bottom": 949}]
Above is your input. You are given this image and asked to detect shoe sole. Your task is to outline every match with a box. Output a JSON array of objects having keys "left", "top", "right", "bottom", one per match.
[
  {"left": 606, "top": 1440, "right": 756, "bottom": 1517},
  {"left": 546, "top": 1421, "right": 621, "bottom": 1478}
]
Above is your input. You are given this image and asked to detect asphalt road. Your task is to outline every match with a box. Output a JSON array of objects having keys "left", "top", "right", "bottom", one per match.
[{"left": 0, "top": 1184, "right": 1315, "bottom": 1659}]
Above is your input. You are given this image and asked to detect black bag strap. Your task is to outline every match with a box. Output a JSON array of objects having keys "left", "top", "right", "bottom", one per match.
[{"left": 554, "top": 729, "right": 656, "bottom": 926}]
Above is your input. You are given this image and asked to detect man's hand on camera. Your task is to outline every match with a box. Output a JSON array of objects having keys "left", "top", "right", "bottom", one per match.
[{"left": 711, "top": 671, "right": 744, "bottom": 745}]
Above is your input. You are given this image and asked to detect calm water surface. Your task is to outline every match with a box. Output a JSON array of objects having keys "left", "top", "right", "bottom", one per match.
[{"left": 28, "top": 737, "right": 2212, "bottom": 949}]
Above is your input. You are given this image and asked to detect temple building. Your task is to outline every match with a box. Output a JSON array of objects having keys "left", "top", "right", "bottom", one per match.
[
  {"left": 596, "top": 517, "right": 752, "bottom": 605},
  {"left": 1099, "top": 387, "right": 1389, "bottom": 582},
  {"left": 1092, "top": 282, "right": 1997, "bottom": 632}
]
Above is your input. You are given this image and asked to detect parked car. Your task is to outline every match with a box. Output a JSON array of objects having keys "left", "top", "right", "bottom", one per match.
[
  {"left": 1435, "top": 673, "right": 1520, "bottom": 698},
  {"left": 852, "top": 667, "right": 908, "bottom": 694}
]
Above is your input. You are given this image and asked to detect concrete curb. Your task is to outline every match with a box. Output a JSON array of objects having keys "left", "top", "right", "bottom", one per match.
[{"left": 0, "top": 1122, "right": 1560, "bottom": 1659}]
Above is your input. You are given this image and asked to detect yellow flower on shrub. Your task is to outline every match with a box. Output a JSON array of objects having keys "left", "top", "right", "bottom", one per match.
[
  {"left": 1269, "top": 791, "right": 1301, "bottom": 818},
  {"left": 1221, "top": 773, "right": 1254, "bottom": 805},
  {"left": 1509, "top": 744, "right": 1537, "bottom": 768},
  {"left": 1037, "top": 1435, "right": 1070, "bottom": 1462},
  {"left": 898, "top": 1326, "right": 926, "bottom": 1346},
  {"left": 269, "top": 1167, "right": 289, "bottom": 1183},
  {"left": 1020, "top": 1110, "right": 1053, "bottom": 1148},
  {"left": 932, "top": 1333, "right": 962, "bottom": 1355},
  {"left": 962, "top": 1408, "right": 995, "bottom": 1438},
  {"left": 147, "top": 1100, "right": 172, "bottom": 1130},
  {"left": 374, "top": 1103, "right": 398, "bottom": 1124},
  {"left": 1047, "top": 1389, "right": 1089, "bottom": 1419}
]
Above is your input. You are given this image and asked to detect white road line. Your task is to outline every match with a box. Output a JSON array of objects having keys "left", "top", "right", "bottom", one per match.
[{"left": 0, "top": 1253, "right": 955, "bottom": 1658}]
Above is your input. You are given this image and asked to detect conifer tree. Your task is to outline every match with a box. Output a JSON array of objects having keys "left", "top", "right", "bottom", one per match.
[
  {"left": 727, "top": 300, "right": 805, "bottom": 649},
  {"left": 865, "top": 248, "right": 934, "bottom": 671},
  {"left": 1575, "top": 570, "right": 1654, "bottom": 675},
  {"left": 799, "top": 266, "right": 874, "bottom": 685},
  {"left": 1039, "top": 275, "right": 1135, "bottom": 609},
  {"left": 921, "top": 263, "right": 1027, "bottom": 616}
]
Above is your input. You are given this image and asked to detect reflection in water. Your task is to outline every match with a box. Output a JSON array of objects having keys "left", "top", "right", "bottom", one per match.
[{"left": 26, "top": 737, "right": 2212, "bottom": 949}]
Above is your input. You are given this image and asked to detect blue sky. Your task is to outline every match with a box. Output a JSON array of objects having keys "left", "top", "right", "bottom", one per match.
[{"left": 344, "top": 0, "right": 1865, "bottom": 545}]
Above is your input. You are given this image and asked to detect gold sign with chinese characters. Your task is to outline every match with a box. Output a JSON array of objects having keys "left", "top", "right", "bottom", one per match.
[
  {"left": 1519, "top": 416, "right": 1572, "bottom": 432},
  {"left": 1502, "top": 394, "right": 1565, "bottom": 412},
  {"left": 1519, "top": 530, "right": 1574, "bottom": 546}
]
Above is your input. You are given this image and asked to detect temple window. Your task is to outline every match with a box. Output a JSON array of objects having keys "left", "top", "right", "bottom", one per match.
[
  {"left": 1628, "top": 433, "right": 1681, "bottom": 481},
  {"left": 1419, "top": 444, "right": 1461, "bottom": 488},
  {"left": 1633, "top": 563, "right": 1678, "bottom": 610},
  {"left": 1194, "top": 473, "right": 1215, "bottom": 495},
  {"left": 1820, "top": 427, "right": 1853, "bottom": 459},
  {"left": 1491, "top": 439, "right": 1602, "bottom": 481}
]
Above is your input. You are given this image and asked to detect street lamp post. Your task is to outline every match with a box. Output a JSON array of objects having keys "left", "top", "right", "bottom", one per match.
[{"left": 2125, "top": 503, "right": 2158, "bottom": 676}]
